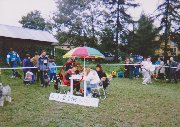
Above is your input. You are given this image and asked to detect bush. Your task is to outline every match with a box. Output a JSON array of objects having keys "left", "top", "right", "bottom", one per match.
[{"left": 54, "top": 48, "right": 67, "bottom": 65}]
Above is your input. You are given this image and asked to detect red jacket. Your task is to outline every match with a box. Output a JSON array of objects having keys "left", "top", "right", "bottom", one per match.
[{"left": 63, "top": 69, "right": 77, "bottom": 86}]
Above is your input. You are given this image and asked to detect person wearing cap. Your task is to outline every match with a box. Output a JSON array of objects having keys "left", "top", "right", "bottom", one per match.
[
  {"left": 49, "top": 59, "right": 57, "bottom": 82},
  {"left": 6, "top": 48, "right": 21, "bottom": 78}
]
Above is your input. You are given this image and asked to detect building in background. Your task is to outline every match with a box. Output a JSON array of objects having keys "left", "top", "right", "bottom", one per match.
[
  {"left": 0, "top": 24, "right": 58, "bottom": 59},
  {"left": 155, "top": 39, "right": 180, "bottom": 57}
]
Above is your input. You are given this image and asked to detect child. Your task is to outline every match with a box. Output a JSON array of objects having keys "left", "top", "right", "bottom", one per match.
[
  {"left": 49, "top": 59, "right": 57, "bottom": 82},
  {"left": 22, "top": 54, "right": 32, "bottom": 78},
  {"left": 24, "top": 70, "right": 35, "bottom": 85},
  {"left": 134, "top": 65, "right": 140, "bottom": 79}
]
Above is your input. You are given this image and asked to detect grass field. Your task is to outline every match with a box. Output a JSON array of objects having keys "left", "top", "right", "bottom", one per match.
[{"left": 0, "top": 70, "right": 180, "bottom": 127}]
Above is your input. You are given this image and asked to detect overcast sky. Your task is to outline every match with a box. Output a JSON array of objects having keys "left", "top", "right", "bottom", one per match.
[{"left": 0, "top": 0, "right": 162, "bottom": 27}]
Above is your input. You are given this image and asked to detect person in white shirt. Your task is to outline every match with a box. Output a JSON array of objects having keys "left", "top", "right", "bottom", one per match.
[
  {"left": 141, "top": 57, "right": 147, "bottom": 80},
  {"left": 141, "top": 57, "right": 154, "bottom": 85},
  {"left": 83, "top": 67, "right": 101, "bottom": 96}
]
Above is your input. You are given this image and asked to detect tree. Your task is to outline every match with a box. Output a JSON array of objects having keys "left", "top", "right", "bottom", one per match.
[
  {"left": 127, "top": 14, "right": 160, "bottom": 57},
  {"left": 170, "top": 32, "right": 180, "bottom": 49},
  {"left": 53, "top": 0, "right": 86, "bottom": 47},
  {"left": 53, "top": 0, "right": 102, "bottom": 48},
  {"left": 103, "top": 0, "right": 139, "bottom": 60},
  {"left": 81, "top": 0, "right": 108, "bottom": 37},
  {"left": 156, "top": 0, "right": 180, "bottom": 59},
  {"left": 19, "top": 10, "right": 52, "bottom": 31},
  {"left": 99, "top": 28, "right": 115, "bottom": 53},
  {"left": 53, "top": 0, "right": 85, "bottom": 34}
]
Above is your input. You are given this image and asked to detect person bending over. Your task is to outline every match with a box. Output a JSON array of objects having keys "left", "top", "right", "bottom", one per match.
[{"left": 96, "top": 64, "right": 109, "bottom": 90}]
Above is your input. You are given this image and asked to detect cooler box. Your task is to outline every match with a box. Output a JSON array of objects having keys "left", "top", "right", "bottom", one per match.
[{"left": 118, "top": 71, "right": 124, "bottom": 78}]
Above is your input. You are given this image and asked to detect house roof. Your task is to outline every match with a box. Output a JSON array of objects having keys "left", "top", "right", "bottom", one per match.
[{"left": 0, "top": 24, "right": 58, "bottom": 43}]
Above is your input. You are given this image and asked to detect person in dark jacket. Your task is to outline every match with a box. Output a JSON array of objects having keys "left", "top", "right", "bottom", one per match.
[
  {"left": 96, "top": 64, "right": 109, "bottom": 90},
  {"left": 168, "top": 57, "right": 178, "bottom": 83},
  {"left": 22, "top": 54, "right": 33, "bottom": 78},
  {"left": 38, "top": 50, "right": 49, "bottom": 86},
  {"left": 165, "top": 59, "right": 170, "bottom": 80},
  {"left": 65, "top": 57, "right": 76, "bottom": 71},
  {"left": 124, "top": 58, "right": 130, "bottom": 78},
  {"left": 129, "top": 58, "right": 134, "bottom": 79}
]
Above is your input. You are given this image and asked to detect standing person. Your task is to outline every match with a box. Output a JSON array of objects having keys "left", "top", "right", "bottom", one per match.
[
  {"left": 141, "top": 57, "right": 147, "bottom": 79},
  {"left": 31, "top": 52, "right": 40, "bottom": 82},
  {"left": 49, "top": 59, "right": 57, "bottom": 82},
  {"left": 154, "top": 57, "right": 161, "bottom": 79},
  {"left": 168, "top": 57, "right": 178, "bottom": 83},
  {"left": 38, "top": 50, "right": 49, "bottom": 86},
  {"left": 65, "top": 57, "right": 76, "bottom": 71},
  {"left": 6, "top": 48, "right": 21, "bottom": 78},
  {"left": 141, "top": 57, "right": 153, "bottom": 85},
  {"left": 134, "top": 63, "right": 140, "bottom": 79},
  {"left": 165, "top": 59, "right": 170, "bottom": 81},
  {"left": 129, "top": 58, "right": 134, "bottom": 79},
  {"left": 124, "top": 58, "right": 130, "bottom": 78},
  {"left": 176, "top": 63, "right": 180, "bottom": 80},
  {"left": 22, "top": 54, "right": 33, "bottom": 78},
  {"left": 159, "top": 58, "right": 165, "bottom": 80}
]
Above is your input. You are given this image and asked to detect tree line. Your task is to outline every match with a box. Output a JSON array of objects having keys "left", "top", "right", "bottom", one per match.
[{"left": 19, "top": 0, "right": 180, "bottom": 61}]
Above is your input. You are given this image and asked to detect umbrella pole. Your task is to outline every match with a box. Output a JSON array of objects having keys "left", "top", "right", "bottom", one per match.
[{"left": 84, "top": 57, "right": 87, "bottom": 97}]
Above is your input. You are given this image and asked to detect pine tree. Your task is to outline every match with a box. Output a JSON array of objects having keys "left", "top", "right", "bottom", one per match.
[
  {"left": 156, "top": 0, "right": 180, "bottom": 59},
  {"left": 127, "top": 14, "right": 160, "bottom": 57},
  {"left": 103, "top": 0, "right": 139, "bottom": 60}
]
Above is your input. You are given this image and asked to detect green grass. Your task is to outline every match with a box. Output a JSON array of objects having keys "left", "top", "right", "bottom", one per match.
[{"left": 0, "top": 70, "right": 180, "bottom": 127}]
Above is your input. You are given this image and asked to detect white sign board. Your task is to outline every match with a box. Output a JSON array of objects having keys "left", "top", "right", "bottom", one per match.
[{"left": 49, "top": 93, "right": 99, "bottom": 107}]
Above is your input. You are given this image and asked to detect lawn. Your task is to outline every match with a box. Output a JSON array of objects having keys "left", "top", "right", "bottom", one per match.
[{"left": 0, "top": 70, "right": 180, "bottom": 127}]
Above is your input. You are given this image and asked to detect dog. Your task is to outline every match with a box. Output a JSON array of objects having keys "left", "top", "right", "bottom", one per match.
[
  {"left": 0, "top": 83, "right": 11, "bottom": 107},
  {"left": 54, "top": 74, "right": 61, "bottom": 92},
  {"left": 43, "top": 71, "right": 50, "bottom": 87},
  {"left": 14, "top": 71, "right": 22, "bottom": 79}
]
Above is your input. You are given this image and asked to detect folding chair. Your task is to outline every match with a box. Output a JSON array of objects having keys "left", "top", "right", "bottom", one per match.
[{"left": 91, "top": 82, "right": 107, "bottom": 100}]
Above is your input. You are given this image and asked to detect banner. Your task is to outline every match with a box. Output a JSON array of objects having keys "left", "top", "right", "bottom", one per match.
[{"left": 49, "top": 93, "right": 99, "bottom": 107}]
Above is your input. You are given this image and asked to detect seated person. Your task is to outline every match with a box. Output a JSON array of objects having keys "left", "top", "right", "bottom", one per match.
[
  {"left": 24, "top": 70, "right": 35, "bottom": 85},
  {"left": 84, "top": 67, "right": 101, "bottom": 97},
  {"left": 96, "top": 64, "right": 109, "bottom": 89},
  {"left": 63, "top": 64, "right": 81, "bottom": 95}
]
